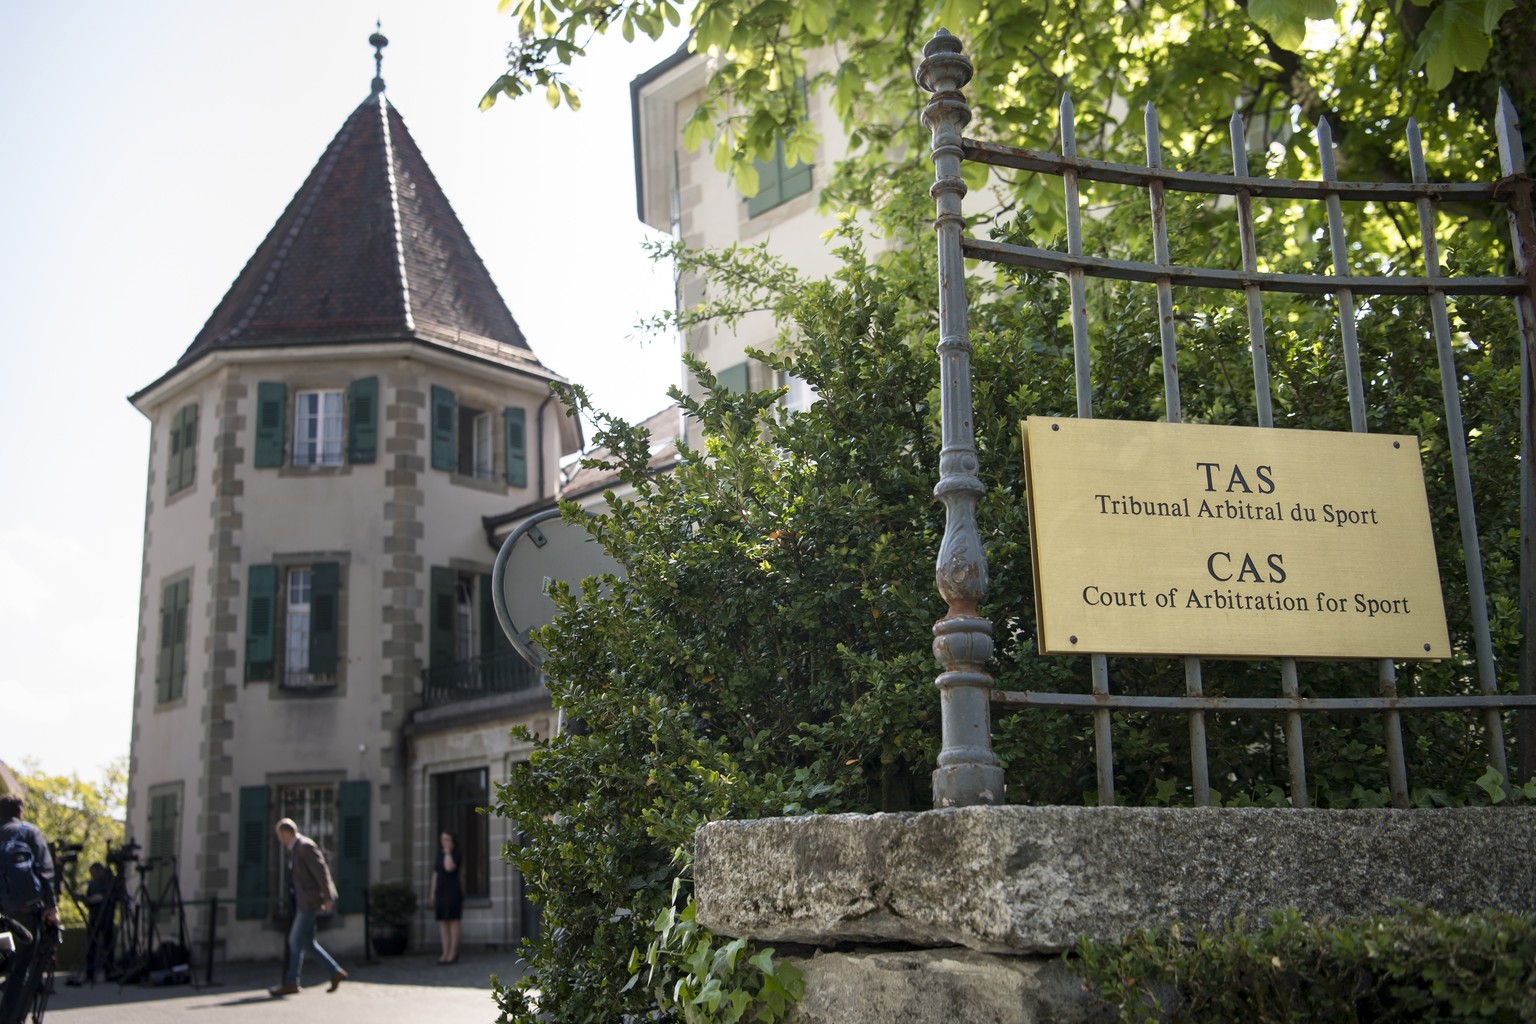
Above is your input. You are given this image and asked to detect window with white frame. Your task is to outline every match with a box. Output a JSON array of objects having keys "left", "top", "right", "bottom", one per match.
[
  {"left": 286, "top": 568, "right": 314, "bottom": 686},
  {"left": 455, "top": 575, "right": 476, "bottom": 663},
  {"left": 457, "top": 405, "right": 492, "bottom": 480},
  {"left": 246, "top": 561, "right": 340, "bottom": 687},
  {"left": 293, "top": 390, "right": 345, "bottom": 467},
  {"left": 278, "top": 783, "right": 336, "bottom": 862},
  {"left": 474, "top": 411, "right": 493, "bottom": 480}
]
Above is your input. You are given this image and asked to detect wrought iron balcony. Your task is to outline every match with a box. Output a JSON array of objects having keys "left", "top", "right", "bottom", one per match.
[{"left": 422, "top": 648, "right": 538, "bottom": 707}]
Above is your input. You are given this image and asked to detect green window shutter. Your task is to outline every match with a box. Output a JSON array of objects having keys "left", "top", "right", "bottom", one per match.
[
  {"left": 235, "top": 785, "right": 270, "bottom": 919},
  {"left": 254, "top": 382, "right": 286, "bottom": 468},
  {"left": 245, "top": 564, "right": 278, "bottom": 681},
  {"left": 167, "top": 408, "right": 185, "bottom": 493},
  {"left": 717, "top": 361, "right": 751, "bottom": 394},
  {"left": 169, "top": 579, "right": 188, "bottom": 702},
  {"left": 147, "top": 792, "right": 178, "bottom": 917},
  {"left": 746, "top": 142, "right": 785, "bottom": 218},
  {"left": 430, "top": 566, "right": 458, "bottom": 672},
  {"left": 347, "top": 377, "right": 378, "bottom": 464},
  {"left": 156, "top": 583, "right": 175, "bottom": 702},
  {"left": 504, "top": 406, "right": 528, "bottom": 488},
  {"left": 781, "top": 154, "right": 813, "bottom": 203},
  {"left": 431, "top": 385, "right": 457, "bottom": 471},
  {"left": 168, "top": 404, "right": 198, "bottom": 494},
  {"left": 309, "top": 562, "right": 340, "bottom": 675},
  {"left": 334, "top": 780, "right": 370, "bottom": 914},
  {"left": 480, "top": 572, "right": 511, "bottom": 658},
  {"left": 181, "top": 405, "right": 199, "bottom": 489}
]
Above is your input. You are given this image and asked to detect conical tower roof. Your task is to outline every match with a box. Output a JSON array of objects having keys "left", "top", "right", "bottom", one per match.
[{"left": 159, "top": 85, "right": 547, "bottom": 382}]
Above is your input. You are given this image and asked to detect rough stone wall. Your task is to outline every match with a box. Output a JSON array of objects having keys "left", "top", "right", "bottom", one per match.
[
  {"left": 697, "top": 805, "right": 1536, "bottom": 954},
  {"left": 695, "top": 805, "right": 1536, "bottom": 1023}
]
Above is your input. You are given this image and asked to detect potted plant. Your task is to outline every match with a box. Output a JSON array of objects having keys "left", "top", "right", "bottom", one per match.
[{"left": 367, "top": 880, "right": 418, "bottom": 956}]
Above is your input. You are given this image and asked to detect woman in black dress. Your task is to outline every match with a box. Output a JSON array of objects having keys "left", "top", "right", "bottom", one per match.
[{"left": 429, "top": 831, "right": 463, "bottom": 963}]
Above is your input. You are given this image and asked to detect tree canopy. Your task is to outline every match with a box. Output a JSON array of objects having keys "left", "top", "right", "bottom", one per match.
[
  {"left": 485, "top": 0, "right": 1530, "bottom": 201},
  {"left": 12, "top": 760, "right": 126, "bottom": 927}
]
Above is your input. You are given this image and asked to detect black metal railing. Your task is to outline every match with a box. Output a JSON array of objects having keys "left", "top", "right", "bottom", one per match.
[{"left": 422, "top": 648, "right": 538, "bottom": 707}]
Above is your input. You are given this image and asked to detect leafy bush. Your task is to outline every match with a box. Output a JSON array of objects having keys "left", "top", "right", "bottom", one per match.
[
  {"left": 626, "top": 878, "right": 804, "bottom": 1023},
  {"left": 1072, "top": 905, "right": 1536, "bottom": 1022}
]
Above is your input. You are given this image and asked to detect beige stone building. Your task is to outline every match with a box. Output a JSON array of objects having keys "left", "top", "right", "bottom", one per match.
[{"left": 125, "top": 61, "right": 582, "bottom": 960}]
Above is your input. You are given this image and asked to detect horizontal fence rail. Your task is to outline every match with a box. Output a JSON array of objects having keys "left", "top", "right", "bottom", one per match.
[
  {"left": 918, "top": 28, "right": 1536, "bottom": 810},
  {"left": 960, "top": 236, "right": 1529, "bottom": 297},
  {"left": 993, "top": 693, "right": 1536, "bottom": 713}
]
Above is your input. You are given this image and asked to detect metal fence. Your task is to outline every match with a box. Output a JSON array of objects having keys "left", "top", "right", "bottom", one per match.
[{"left": 918, "top": 29, "right": 1536, "bottom": 809}]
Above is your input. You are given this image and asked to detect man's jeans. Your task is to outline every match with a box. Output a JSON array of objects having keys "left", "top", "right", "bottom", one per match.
[{"left": 285, "top": 909, "right": 342, "bottom": 986}]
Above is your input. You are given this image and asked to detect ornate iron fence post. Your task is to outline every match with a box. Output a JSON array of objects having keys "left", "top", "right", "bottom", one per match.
[{"left": 919, "top": 30, "right": 1005, "bottom": 807}]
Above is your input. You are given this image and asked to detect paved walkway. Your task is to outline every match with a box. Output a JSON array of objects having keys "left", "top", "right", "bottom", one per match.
[{"left": 41, "top": 950, "right": 523, "bottom": 1024}]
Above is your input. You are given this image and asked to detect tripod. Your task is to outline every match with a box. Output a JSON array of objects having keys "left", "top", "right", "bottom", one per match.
[
  {"left": 107, "top": 856, "right": 197, "bottom": 990},
  {"left": 56, "top": 864, "right": 117, "bottom": 987}
]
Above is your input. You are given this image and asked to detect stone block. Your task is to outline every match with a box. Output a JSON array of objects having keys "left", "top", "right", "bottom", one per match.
[
  {"left": 695, "top": 806, "right": 1536, "bottom": 953},
  {"left": 785, "top": 949, "right": 1109, "bottom": 1024}
]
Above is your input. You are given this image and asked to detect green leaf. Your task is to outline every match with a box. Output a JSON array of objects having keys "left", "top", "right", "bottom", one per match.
[
  {"left": 694, "top": 5, "right": 730, "bottom": 51},
  {"left": 1484, "top": 0, "right": 1514, "bottom": 32},
  {"left": 802, "top": 0, "right": 831, "bottom": 36},
  {"left": 683, "top": 109, "right": 714, "bottom": 152},
  {"left": 1475, "top": 766, "right": 1507, "bottom": 803},
  {"left": 1413, "top": 0, "right": 1497, "bottom": 89},
  {"left": 960, "top": 159, "right": 989, "bottom": 191},
  {"left": 735, "top": 160, "right": 761, "bottom": 197},
  {"left": 1248, "top": 0, "right": 1329, "bottom": 51}
]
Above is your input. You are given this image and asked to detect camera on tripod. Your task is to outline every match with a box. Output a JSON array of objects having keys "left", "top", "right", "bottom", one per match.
[
  {"left": 106, "top": 842, "right": 140, "bottom": 867},
  {"left": 51, "top": 842, "right": 84, "bottom": 868}
]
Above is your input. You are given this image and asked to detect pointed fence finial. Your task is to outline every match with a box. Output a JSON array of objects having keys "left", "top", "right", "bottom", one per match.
[
  {"left": 370, "top": 20, "right": 389, "bottom": 95},
  {"left": 1496, "top": 87, "right": 1526, "bottom": 175},
  {"left": 1060, "top": 93, "right": 1077, "bottom": 158},
  {"left": 1230, "top": 107, "right": 1249, "bottom": 176},
  {"left": 1316, "top": 116, "right": 1337, "bottom": 181}
]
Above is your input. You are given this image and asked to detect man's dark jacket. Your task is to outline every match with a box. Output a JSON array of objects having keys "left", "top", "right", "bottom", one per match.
[{"left": 289, "top": 833, "right": 338, "bottom": 913}]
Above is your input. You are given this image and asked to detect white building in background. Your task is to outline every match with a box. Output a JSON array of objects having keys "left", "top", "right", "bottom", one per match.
[
  {"left": 125, "top": 47, "right": 585, "bottom": 961},
  {"left": 630, "top": 47, "right": 851, "bottom": 413}
]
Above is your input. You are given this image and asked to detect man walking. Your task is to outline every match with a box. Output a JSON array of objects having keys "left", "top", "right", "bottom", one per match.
[
  {"left": 268, "top": 818, "right": 346, "bottom": 997},
  {"left": 0, "top": 795, "right": 59, "bottom": 1024}
]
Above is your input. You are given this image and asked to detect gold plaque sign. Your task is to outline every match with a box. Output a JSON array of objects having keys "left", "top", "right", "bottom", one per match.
[{"left": 1022, "top": 417, "right": 1449, "bottom": 659}]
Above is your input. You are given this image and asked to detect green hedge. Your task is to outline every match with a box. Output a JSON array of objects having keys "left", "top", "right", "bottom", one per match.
[{"left": 1072, "top": 905, "right": 1536, "bottom": 1022}]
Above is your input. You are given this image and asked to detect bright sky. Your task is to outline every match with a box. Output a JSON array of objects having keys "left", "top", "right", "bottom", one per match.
[{"left": 0, "top": 1, "right": 690, "bottom": 782}]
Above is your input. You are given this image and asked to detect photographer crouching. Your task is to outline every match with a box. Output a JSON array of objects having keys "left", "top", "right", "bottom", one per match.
[{"left": 0, "top": 795, "right": 59, "bottom": 1024}]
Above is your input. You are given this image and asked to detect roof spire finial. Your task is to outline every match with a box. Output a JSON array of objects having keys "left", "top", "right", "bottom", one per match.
[{"left": 369, "top": 20, "right": 388, "bottom": 95}]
